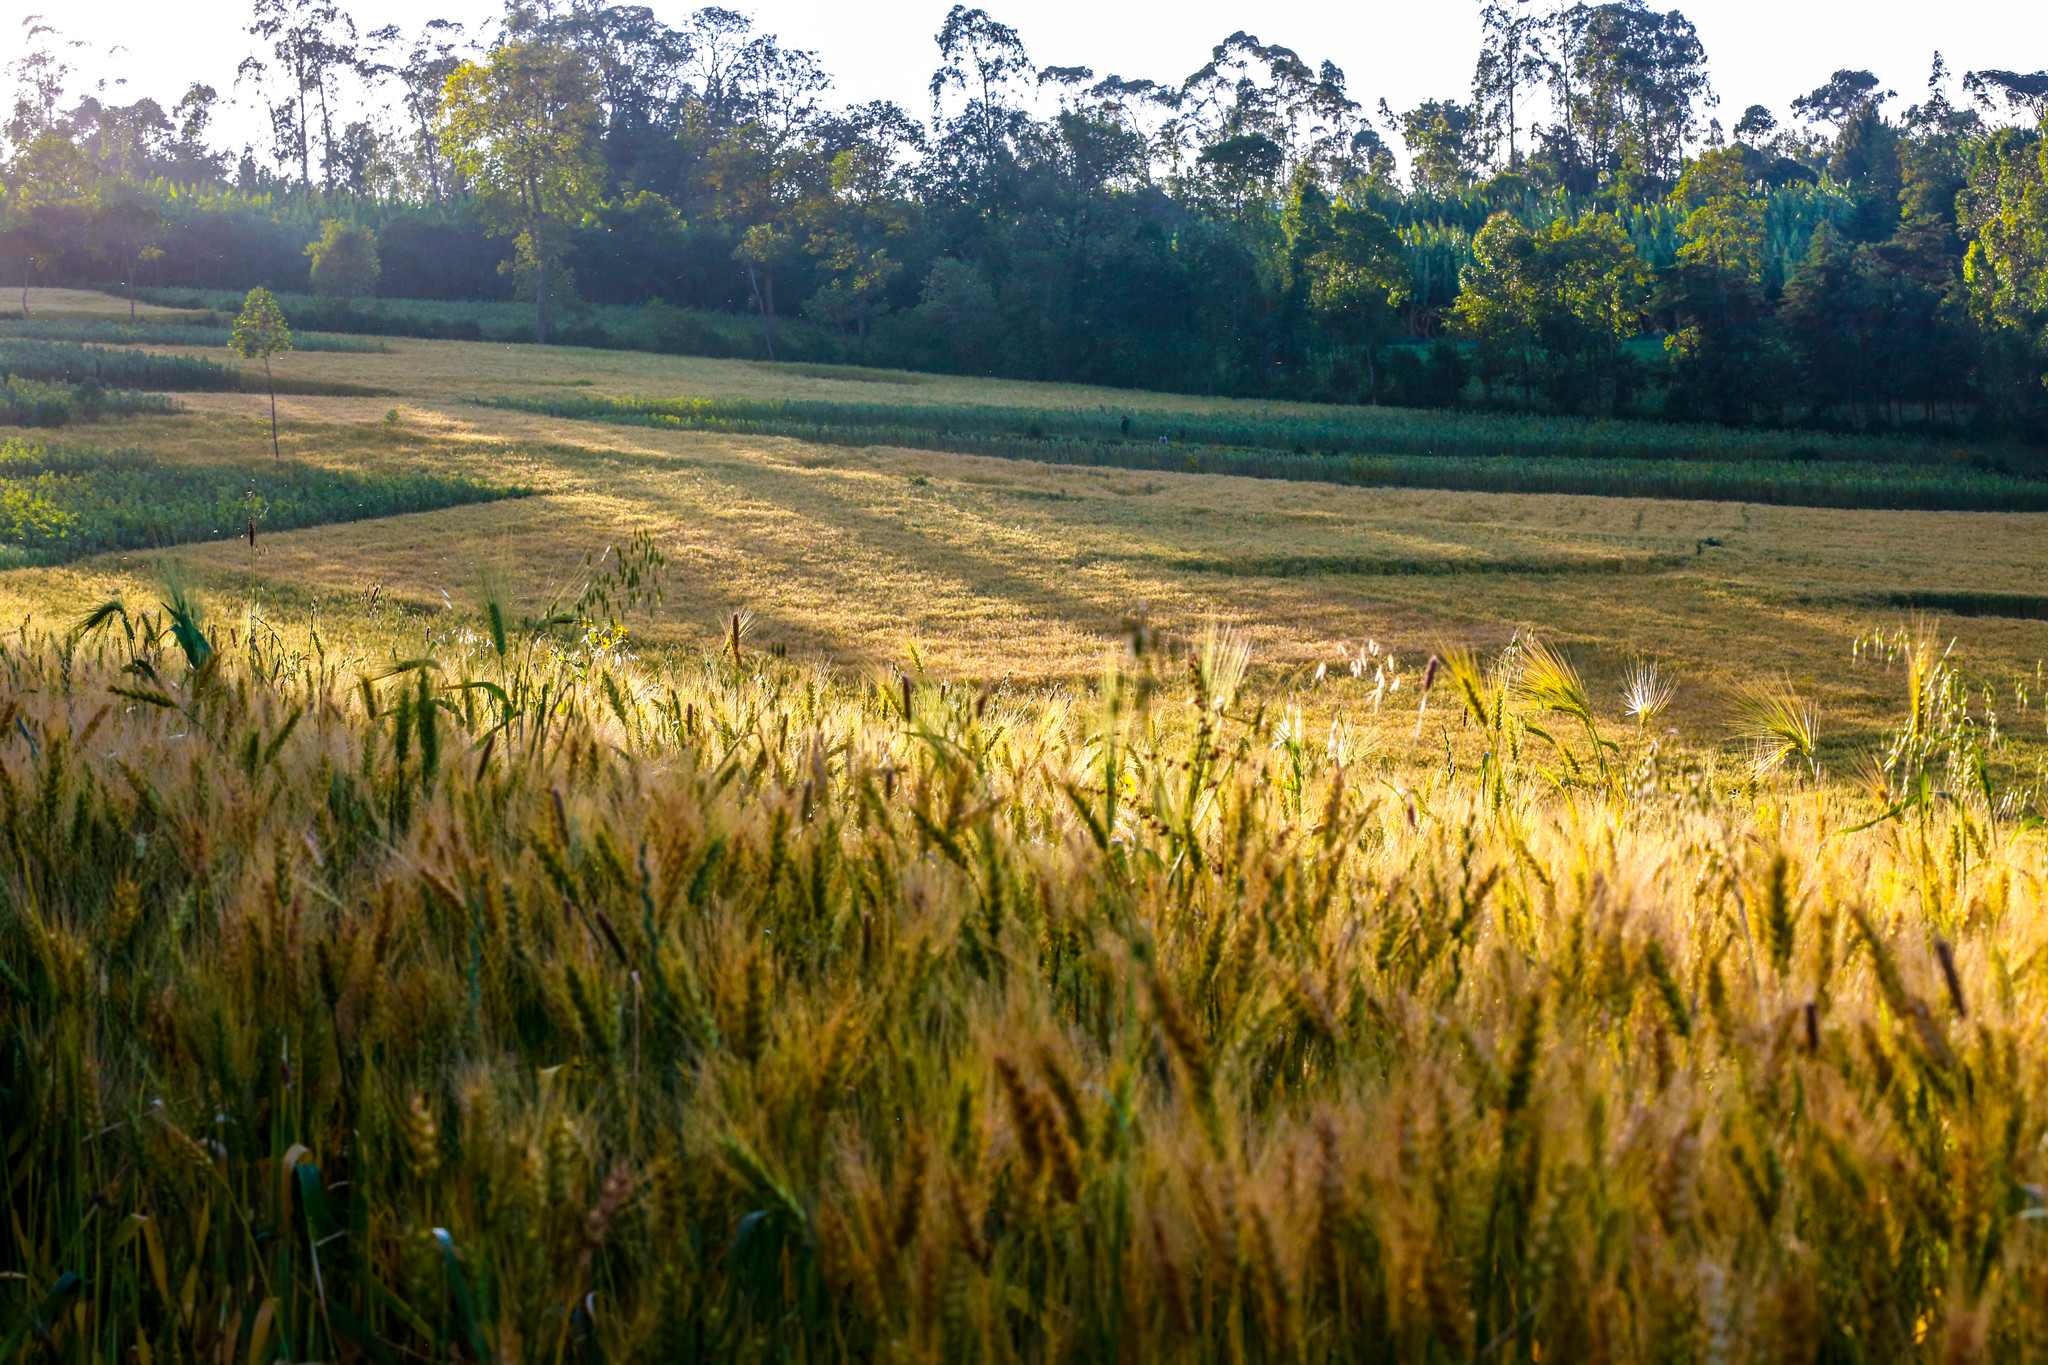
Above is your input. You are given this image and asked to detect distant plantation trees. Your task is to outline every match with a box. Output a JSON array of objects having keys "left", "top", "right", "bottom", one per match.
[{"left": 1, "top": 1, "right": 2044, "bottom": 432}]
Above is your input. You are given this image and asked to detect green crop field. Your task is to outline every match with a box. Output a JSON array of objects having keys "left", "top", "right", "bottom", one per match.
[{"left": 3, "top": 290, "right": 2048, "bottom": 1364}]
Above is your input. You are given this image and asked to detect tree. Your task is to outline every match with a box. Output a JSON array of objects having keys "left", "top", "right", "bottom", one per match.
[
  {"left": 1792, "top": 70, "right": 1891, "bottom": 127},
  {"left": 230, "top": 287, "right": 293, "bottom": 459},
  {"left": 1399, "top": 100, "right": 1480, "bottom": 195},
  {"left": 1672, "top": 145, "right": 1764, "bottom": 280},
  {"left": 733, "top": 223, "right": 794, "bottom": 359},
  {"left": 806, "top": 246, "right": 901, "bottom": 359},
  {"left": 1473, "top": 0, "right": 1547, "bottom": 169},
  {"left": 305, "top": 217, "right": 379, "bottom": 300},
  {"left": 927, "top": 6, "right": 1033, "bottom": 202},
  {"left": 1960, "top": 128, "right": 2048, "bottom": 416},
  {"left": 369, "top": 19, "right": 470, "bottom": 200},
  {"left": 440, "top": 37, "right": 602, "bottom": 344},
  {"left": 91, "top": 185, "right": 164, "bottom": 320},
  {"left": 239, "top": 0, "right": 367, "bottom": 188},
  {"left": 1965, "top": 69, "right": 2048, "bottom": 124},
  {"left": 1542, "top": 1, "right": 1712, "bottom": 195},
  {"left": 914, "top": 257, "right": 1000, "bottom": 371},
  {"left": 1454, "top": 210, "right": 1649, "bottom": 410}
]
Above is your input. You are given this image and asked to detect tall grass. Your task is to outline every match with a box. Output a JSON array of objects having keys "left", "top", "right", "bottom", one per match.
[
  {"left": 2, "top": 586, "right": 2046, "bottom": 1362},
  {"left": 491, "top": 393, "right": 2048, "bottom": 510}
]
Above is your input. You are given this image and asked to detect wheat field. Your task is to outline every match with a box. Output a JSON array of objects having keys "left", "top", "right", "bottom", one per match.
[{"left": 4, "top": 291, "right": 2048, "bottom": 1362}]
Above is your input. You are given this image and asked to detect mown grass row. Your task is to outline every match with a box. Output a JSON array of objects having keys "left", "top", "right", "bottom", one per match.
[
  {"left": 1, "top": 317, "right": 389, "bottom": 353},
  {"left": 1, "top": 581, "right": 2044, "bottom": 1363},
  {"left": 488, "top": 394, "right": 2048, "bottom": 511},
  {"left": 0, "top": 438, "right": 530, "bottom": 564}
]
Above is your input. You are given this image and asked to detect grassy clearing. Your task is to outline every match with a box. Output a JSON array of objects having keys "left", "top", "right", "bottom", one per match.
[
  {"left": 7, "top": 385, "right": 2045, "bottom": 723},
  {"left": 3, "top": 583, "right": 2047, "bottom": 1361},
  {"left": 0, "top": 437, "right": 530, "bottom": 565}
]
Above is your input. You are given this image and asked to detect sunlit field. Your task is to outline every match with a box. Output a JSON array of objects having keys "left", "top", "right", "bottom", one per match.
[{"left": 5, "top": 289, "right": 2048, "bottom": 1362}]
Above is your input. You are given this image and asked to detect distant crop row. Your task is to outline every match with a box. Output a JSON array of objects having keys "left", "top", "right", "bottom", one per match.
[
  {"left": 490, "top": 394, "right": 2048, "bottom": 512},
  {"left": 0, "top": 339, "right": 392, "bottom": 397},
  {"left": 0, "top": 438, "right": 529, "bottom": 564},
  {"left": 1, "top": 317, "right": 388, "bottom": 353},
  {"left": 0, "top": 377, "right": 175, "bottom": 429},
  {"left": 494, "top": 393, "right": 2033, "bottom": 469},
  {"left": 132, "top": 286, "right": 846, "bottom": 358},
  {"left": 1, "top": 338, "right": 237, "bottom": 390}
]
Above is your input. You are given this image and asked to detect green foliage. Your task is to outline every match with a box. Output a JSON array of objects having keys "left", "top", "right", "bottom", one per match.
[
  {"left": 1962, "top": 129, "right": 2048, "bottom": 378},
  {"left": 229, "top": 285, "right": 293, "bottom": 364},
  {"left": 304, "top": 217, "right": 382, "bottom": 299},
  {"left": 0, "top": 439, "right": 528, "bottom": 560},
  {"left": 1454, "top": 211, "right": 1651, "bottom": 411}
]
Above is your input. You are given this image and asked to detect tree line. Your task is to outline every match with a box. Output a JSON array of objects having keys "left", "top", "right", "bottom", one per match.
[{"left": 3, "top": 1, "right": 2046, "bottom": 434}]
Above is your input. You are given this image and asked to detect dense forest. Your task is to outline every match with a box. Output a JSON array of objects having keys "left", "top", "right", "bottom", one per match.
[{"left": 3, "top": 0, "right": 2047, "bottom": 434}]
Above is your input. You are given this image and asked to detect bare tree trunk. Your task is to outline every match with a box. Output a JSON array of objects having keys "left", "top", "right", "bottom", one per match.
[
  {"left": 266, "top": 356, "right": 280, "bottom": 459},
  {"left": 533, "top": 203, "right": 549, "bottom": 345},
  {"left": 745, "top": 262, "right": 776, "bottom": 360}
]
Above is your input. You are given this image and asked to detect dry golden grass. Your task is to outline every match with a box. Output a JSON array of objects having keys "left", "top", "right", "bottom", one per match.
[{"left": 4, "top": 299, "right": 2047, "bottom": 750}]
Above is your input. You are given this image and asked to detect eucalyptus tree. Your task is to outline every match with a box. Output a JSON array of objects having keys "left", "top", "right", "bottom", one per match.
[
  {"left": 239, "top": 0, "right": 370, "bottom": 189},
  {"left": 1472, "top": 0, "right": 1548, "bottom": 169}
]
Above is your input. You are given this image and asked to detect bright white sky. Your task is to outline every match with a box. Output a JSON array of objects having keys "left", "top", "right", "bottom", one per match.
[{"left": 14, "top": 0, "right": 2048, "bottom": 159}]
